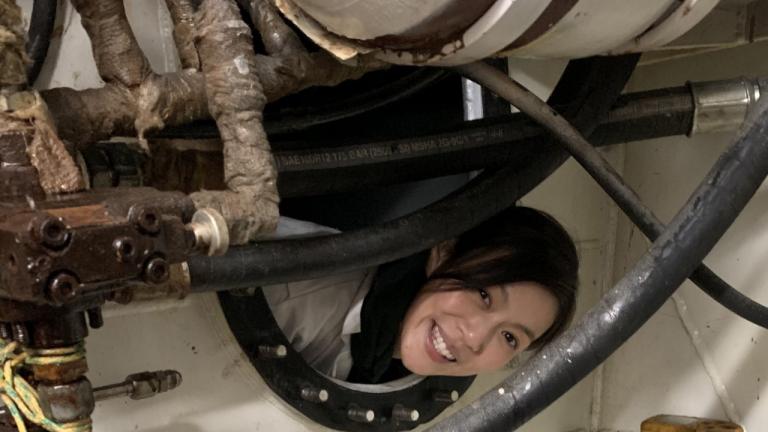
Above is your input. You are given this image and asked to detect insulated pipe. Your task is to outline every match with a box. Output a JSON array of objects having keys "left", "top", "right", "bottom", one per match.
[
  {"left": 431, "top": 89, "right": 768, "bottom": 432},
  {"left": 187, "top": 55, "right": 640, "bottom": 291},
  {"left": 457, "top": 62, "right": 768, "bottom": 329}
]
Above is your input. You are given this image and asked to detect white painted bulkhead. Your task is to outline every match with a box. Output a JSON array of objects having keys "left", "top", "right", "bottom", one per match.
[{"left": 14, "top": 1, "right": 768, "bottom": 430}]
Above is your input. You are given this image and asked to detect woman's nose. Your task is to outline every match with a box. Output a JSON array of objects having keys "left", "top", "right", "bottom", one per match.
[{"left": 460, "top": 316, "right": 493, "bottom": 354}]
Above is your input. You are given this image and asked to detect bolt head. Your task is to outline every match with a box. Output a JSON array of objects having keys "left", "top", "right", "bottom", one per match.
[
  {"left": 47, "top": 273, "right": 80, "bottom": 303},
  {"left": 144, "top": 257, "right": 170, "bottom": 284},
  {"left": 33, "top": 216, "right": 70, "bottom": 250},
  {"left": 131, "top": 207, "right": 161, "bottom": 235}
]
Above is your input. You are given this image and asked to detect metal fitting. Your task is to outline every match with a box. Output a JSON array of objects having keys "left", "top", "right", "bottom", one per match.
[
  {"left": 689, "top": 77, "right": 764, "bottom": 135},
  {"left": 258, "top": 344, "right": 288, "bottom": 359},
  {"left": 392, "top": 404, "right": 420, "bottom": 422},
  {"left": 0, "top": 324, "right": 11, "bottom": 341},
  {"left": 86, "top": 308, "right": 104, "bottom": 329},
  {"left": 127, "top": 370, "right": 183, "bottom": 400},
  {"left": 347, "top": 405, "right": 375, "bottom": 423},
  {"left": 433, "top": 389, "right": 459, "bottom": 403},
  {"left": 300, "top": 387, "right": 329, "bottom": 403},
  {"left": 95, "top": 370, "right": 183, "bottom": 402},
  {"left": 187, "top": 208, "right": 229, "bottom": 256},
  {"left": 0, "top": 371, "right": 184, "bottom": 420},
  {"left": 38, "top": 378, "right": 95, "bottom": 424},
  {"left": 11, "top": 323, "right": 28, "bottom": 345}
]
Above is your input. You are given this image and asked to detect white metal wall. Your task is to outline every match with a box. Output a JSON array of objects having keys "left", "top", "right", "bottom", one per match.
[{"left": 598, "top": 40, "right": 768, "bottom": 432}]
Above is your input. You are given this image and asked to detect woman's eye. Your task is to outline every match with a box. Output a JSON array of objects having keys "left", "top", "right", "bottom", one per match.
[
  {"left": 502, "top": 331, "right": 518, "bottom": 350},
  {"left": 478, "top": 288, "right": 491, "bottom": 306}
]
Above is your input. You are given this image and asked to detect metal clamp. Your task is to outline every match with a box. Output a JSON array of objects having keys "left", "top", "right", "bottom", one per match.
[{"left": 689, "top": 77, "right": 764, "bottom": 135}]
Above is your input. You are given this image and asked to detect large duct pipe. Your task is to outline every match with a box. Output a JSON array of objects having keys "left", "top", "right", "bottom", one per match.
[{"left": 275, "top": 0, "right": 720, "bottom": 64}]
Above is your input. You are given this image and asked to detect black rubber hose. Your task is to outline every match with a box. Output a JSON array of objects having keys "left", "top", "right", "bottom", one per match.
[
  {"left": 265, "top": 69, "right": 449, "bottom": 134},
  {"left": 457, "top": 62, "right": 768, "bottom": 330},
  {"left": 26, "top": 0, "right": 57, "bottom": 85},
  {"left": 187, "top": 54, "right": 640, "bottom": 292},
  {"left": 431, "top": 93, "right": 768, "bottom": 432},
  {"left": 276, "top": 85, "right": 694, "bottom": 197}
]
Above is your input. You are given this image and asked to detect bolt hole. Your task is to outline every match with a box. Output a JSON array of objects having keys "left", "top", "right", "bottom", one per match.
[
  {"left": 144, "top": 213, "right": 158, "bottom": 226},
  {"left": 121, "top": 242, "right": 134, "bottom": 256},
  {"left": 45, "top": 224, "right": 62, "bottom": 240},
  {"left": 7, "top": 255, "right": 16, "bottom": 270},
  {"left": 58, "top": 282, "right": 73, "bottom": 296},
  {"left": 152, "top": 263, "right": 168, "bottom": 279}
]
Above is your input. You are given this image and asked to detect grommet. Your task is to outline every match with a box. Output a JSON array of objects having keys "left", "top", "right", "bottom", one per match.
[
  {"left": 433, "top": 390, "right": 459, "bottom": 403},
  {"left": 347, "top": 405, "right": 375, "bottom": 423},
  {"left": 258, "top": 344, "right": 287, "bottom": 359},
  {"left": 392, "top": 404, "right": 420, "bottom": 422},
  {"left": 300, "top": 387, "right": 329, "bottom": 403}
]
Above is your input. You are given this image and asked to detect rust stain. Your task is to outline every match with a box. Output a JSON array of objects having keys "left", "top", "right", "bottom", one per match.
[
  {"left": 503, "top": 0, "right": 580, "bottom": 51},
  {"left": 353, "top": 0, "right": 496, "bottom": 53},
  {"left": 47, "top": 204, "right": 112, "bottom": 227}
]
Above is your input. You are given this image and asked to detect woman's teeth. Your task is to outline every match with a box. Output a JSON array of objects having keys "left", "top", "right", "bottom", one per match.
[{"left": 431, "top": 324, "right": 456, "bottom": 361}]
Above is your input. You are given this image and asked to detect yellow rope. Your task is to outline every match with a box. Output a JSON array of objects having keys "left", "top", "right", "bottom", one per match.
[
  {"left": 24, "top": 344, "right": 86, "bottom": 366},
  {"left": 0, "top": 340, "right": 92, "bottom": 432}
]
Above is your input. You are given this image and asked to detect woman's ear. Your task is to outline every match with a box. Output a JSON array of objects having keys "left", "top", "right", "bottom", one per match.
[{"left": 426, "top": 240, "right": 456, "bottom": 276}]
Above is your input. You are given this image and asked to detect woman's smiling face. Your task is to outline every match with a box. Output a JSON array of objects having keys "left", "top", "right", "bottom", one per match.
[{"left": 396, "top": 279, "right": 559, "bottom": 376}]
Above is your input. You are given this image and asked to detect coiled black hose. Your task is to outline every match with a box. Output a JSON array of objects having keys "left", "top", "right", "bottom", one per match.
[
  {"left": 26, "top": 0, "right": 57, "bottom": 85},
  {"left": 188, "top": 55, "right": 640, "bottom": 291},
  {"left": 457, "top": 62, "right": 768, "bottom": 330},
  {"left": 431, "top": 91, "right": 768, "bottom": 432}
]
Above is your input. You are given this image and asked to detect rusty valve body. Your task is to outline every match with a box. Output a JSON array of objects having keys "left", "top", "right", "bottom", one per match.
[{"left": 0, "top": 188, "right": 198, "bottom": 307}]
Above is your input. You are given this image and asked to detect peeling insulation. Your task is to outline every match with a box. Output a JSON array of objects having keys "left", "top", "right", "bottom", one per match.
[
  {"left": 165, "top": 0, "right": 201, "bottom": 70},
  {"left": 70, "top": 0, "right": 152, "bottom": 87},
  {"left": 189, "top": 0, "right": 279, "bottom": 244},
  {"left": 0, "top": 0, "right": 27, "bottom": 88},
  {"left": 15, "top": 93, "right": 86, "bottom": 193}
]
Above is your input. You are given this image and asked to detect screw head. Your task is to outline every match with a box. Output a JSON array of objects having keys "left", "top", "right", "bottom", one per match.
[
  {"left": 144, "top": 257, "right": 170, "bottom": 284},
  {"left": 47, "top": 273, "right": 80, "bottom": 303}
]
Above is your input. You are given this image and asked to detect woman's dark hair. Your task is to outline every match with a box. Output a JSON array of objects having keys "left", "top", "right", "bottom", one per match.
[{"left": 429, "top": 206, "right": 579, "bottom": 350}]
